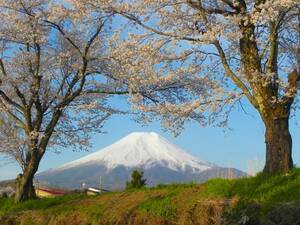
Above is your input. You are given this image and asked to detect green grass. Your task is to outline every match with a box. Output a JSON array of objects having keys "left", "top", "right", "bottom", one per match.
[
  {"left": 152, "top": 182, "right": 197, "bottom": 190},
  {"left": 136, "top": 182, "right": 199, "bottom": 220},
  {"left": 138, "top": 193, "right": 177, "bottom": 220},
  {"left": 0, "top": 193, "right": 86, "bottom": 216},
  {"left": 200, "top": 168, "right": 300, "bottom": 210},
  {"left": 1, "top": 169, "right": 300, "bottom": 224}
]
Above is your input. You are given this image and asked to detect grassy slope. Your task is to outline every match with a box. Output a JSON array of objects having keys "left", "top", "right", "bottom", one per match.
[
  {"left": 202, "top": 168, "right": 300, "bottom": 208},
  {"left": 0, "top": 169, "right": 300, "bottom": 225}
]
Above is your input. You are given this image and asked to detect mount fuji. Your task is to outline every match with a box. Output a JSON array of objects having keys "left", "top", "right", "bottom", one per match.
[{"left": 37, "top": 132, "right": 246, "bottom": 190}]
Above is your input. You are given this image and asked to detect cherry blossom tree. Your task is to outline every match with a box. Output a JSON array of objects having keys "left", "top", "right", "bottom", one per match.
[
  {"left": 79, "top": 0, "right": 300, "bottom": 174},
  {"left": 0, "top": 0, "right": 127, "bottom": 202}
]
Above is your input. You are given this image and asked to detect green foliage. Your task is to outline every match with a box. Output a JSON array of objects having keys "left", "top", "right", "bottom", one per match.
[
  {"left": 0, "top": 192, "right": 8, "bottom": 198},
  {"left": 138, "top": 194, "right": 177, "bottom": 220},
  {"left": 201, "top": 168, "right": 300, "bottom": 209},
  {"left": 126, "top": 169, "right": 147, "bottom": 190}
]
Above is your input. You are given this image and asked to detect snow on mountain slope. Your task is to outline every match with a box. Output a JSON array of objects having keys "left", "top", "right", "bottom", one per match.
[
  {"left": 37, "top": 132, "right": 247, "bottom": 189},
  {"left": 55, "top": 132, "right": 214, "bottom": 173}
]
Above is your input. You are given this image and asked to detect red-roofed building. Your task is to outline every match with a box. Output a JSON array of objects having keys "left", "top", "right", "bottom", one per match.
[{"left": 36, "top": 188, "right": 67, "bottom": 198}]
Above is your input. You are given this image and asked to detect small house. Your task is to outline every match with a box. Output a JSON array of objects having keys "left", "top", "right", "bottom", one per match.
[
  {"left": 86, "top": 187, "right": 110, "bottom": 196},
  {"left": 35, "top": 187, "right": 67, "bottom": 198}
]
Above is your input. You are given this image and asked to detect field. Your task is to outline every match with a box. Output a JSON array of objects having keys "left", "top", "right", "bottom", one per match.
[{"left": 0, "top": 169, "right": 300, "bottom": 225}]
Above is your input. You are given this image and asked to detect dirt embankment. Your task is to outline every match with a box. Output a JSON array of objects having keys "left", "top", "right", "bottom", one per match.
[{"left": 1, "top": 184, "right": 300, "bottom": 225}]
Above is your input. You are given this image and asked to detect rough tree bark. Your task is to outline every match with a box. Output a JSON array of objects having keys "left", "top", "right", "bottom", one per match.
[
  {"left": 263, "top": 117, "right": 293, "bottom": 174},
  {"left": 15, "top": 173, "right": 36, "bottom": 202},
  {"left": 14, "top": 148, "right": 43, "bottom": 202}
]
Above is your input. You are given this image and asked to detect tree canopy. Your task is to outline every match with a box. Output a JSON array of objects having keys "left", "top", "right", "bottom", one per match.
[
  {"left": 0, "top": 0, "right": 299, "bottom": 202},
  {"left": 73, "top": 0, "right": 300, "bottom": 173},
  {"left": 0, "top": 0, "right": 127, "bottom": 202}
]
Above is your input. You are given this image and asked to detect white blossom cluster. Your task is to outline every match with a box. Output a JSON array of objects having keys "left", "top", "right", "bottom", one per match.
[
  {"left": 0, "top": 0, "right": 299, "bottom": 172},
  {"left": 0, "top": 1, "right": 124, "bottom": 170},
  {"left": 89, "top": 0, "right": 299, "bottom": 130}
]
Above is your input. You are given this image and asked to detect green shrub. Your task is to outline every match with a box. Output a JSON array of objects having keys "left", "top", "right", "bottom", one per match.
[{"left": 126, "top": 170, "right": 147, "bottom": 190}]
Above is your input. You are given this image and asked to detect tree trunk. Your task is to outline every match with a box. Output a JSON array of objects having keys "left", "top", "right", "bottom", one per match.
[
  {"left": 15, "top": 173, "right": 36, "bottom": 202},
  {"left": 14, "top": 153, "right": 41, "bottom": 203},
  {"left": 263, "top": 117, "right": 293, "bottom": 174}
]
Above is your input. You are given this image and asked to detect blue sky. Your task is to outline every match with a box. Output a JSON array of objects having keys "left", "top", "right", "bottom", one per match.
[
  {"left": 1, "top": 95, "right": 300, "bottom": 181},
  {"left": 0, "top": 12, "right": 299, "bottom": 181}
]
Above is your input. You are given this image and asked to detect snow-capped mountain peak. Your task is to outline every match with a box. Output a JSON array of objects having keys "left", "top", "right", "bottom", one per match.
[
  {"left": 57, "top": 132, "right": 214, "bottom": 172},
  {"left": 38, "top": 132, "right": 247, "bottom": 190}
]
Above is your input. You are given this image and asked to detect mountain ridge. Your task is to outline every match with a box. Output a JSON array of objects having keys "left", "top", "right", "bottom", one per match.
[
  {"left": 37, "top": 132, "right": 246, "bottom": 189},
  {"left": 54, "top": 132, "right": 214, "bottom": 172}
]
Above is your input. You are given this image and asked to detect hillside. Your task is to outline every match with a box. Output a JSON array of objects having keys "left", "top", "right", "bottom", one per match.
[
  {"left": 37, "top": 132, "right": 246, "bottom": 189},
  {"left": 0, "top": 180, "right": 14, "bottom": 189},
  {"left": 0, "top": 180, "right": 15, "bottom": 197},
  {"left": 1, "top": 169, "right": 300, "bottom": 225}
]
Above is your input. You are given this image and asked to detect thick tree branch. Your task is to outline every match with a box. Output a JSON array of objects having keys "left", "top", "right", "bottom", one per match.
[
  {"left": 187, "top": 0, "right": 236, "bottom": 15},
  {"left": 282, "top": 69, "right": 300, "bottom": 106},
  {"left": 220, "top": 0, "right": 247, "bottom": 12},
  {"left": 44, "top": 20, "right": 82, "bottom": 55},
  {"left": 213, "top": 40, "right": 258, "bottom": 107},
  {"left": 84, "top": 21, "right": 106, "bottom": 56},
  {"left": 0, "top": 90, "right": 24, "bottom": 110},
  {"left": 0, "top": 100, "right": 25, "bottom": 128}
]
